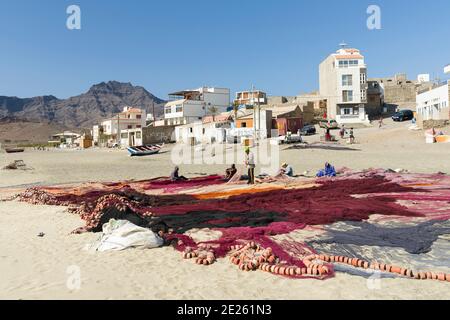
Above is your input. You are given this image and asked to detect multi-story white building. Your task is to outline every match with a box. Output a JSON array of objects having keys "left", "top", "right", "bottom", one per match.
[
  {"left": 93, "top": 106, "right": 146, "bottom": 143},
  {"left": 319, "top": 47, "right": 369, "bottom": 125},
  {"left": 416, "top": 81, "right": 450, "bottom": 124},
  {"left": 163, "top": 87, "right": 230, "bottom": 126}
]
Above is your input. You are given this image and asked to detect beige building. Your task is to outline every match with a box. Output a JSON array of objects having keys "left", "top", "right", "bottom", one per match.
[
  {"left": 234, "top": 90, "right": 267, "bottom": 106},
  {"left": 93, "top": 107, "right": 146, "bottom": 143},
  {"left": 319, "top": 47, "right": 369, "bottom": 125}
]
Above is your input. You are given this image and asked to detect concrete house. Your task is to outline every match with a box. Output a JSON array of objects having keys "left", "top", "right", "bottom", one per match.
[
  {"left": 93, "top": 107, "right": 146, "bottom": 143},
  {"left": 234, "top": 90, "right": 267, "bottom": 107},
  {"left": 416, "top": 81, "right": 450, "bottom": 127},
  {"left": 163, "top": 87, "right": 230, "bottom": 126},
  {"left": 319, "top": 47, "right": 369, "bottom": 125},
  {"left": 174, "top": 113, "right": 232, "bottom": 145}
]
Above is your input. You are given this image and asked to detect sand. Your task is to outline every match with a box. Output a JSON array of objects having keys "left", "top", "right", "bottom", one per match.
[{"left": 1, "top": 119, "right": 449, "bottom": 300}]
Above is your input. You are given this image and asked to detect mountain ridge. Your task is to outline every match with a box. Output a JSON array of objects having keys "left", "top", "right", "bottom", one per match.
[{"left": 0, "top": 81, "right": 166, "bottom": 129}]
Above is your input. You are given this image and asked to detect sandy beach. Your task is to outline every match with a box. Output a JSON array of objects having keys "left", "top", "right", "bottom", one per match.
[{"left": 1, "top": 120, "right": 450, "bottom": 300}]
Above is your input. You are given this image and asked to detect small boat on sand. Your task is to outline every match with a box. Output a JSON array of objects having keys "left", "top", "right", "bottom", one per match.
[
  {"left": 5, "top": 147, "right": 25, "bottom": 154},
  {"left": 127, "top": 144, "right": 163, "bottom": 157}
]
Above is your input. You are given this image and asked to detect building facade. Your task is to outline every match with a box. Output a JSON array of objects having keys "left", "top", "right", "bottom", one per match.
[
  {"left": 93, "top": 107, "right": 146, "bottom": 143},
  {"left": 319, "top": 47, "right": 369, "bottom": 125},
  {"left": 365, "top": 80, "right": 385, "bottom": 118},
  {"left": 163, "top": 87, "right": 230, "bottom": 126},
  {"left": 234, "top": 90, "right": 267, "bottom": 106},
  {"left": 416, "top": 81, "right": 450, "bottom": 126}
]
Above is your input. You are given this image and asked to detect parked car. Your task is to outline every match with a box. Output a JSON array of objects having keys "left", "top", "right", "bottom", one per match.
[
  {"left": 392, "top": 109, "right": 414, "bottom": 122},
  {"left": 300, "top": 124, "right": 316, "bottom": 136},
  {"left": 319, "top": 119, "right": 339, "bottom": 129}
]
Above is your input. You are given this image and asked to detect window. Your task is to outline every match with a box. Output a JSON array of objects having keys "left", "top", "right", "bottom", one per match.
[
  {"left": 202, "top": 128, "right": 206, "bottom": 135},
  {"left": 339, "top": 60, "right": 359, "bottom": 68},
  {"left": 136, "top": 115, "right": 142, "bottom": 119},
  {"left": 121, "top": 133, "right": 128, "bottom": 139},
  {"left": 360, "top": 90, "right": 367, "bottom": 101},
  {"left": 127, "top": 125, "right": 132, "bottom": 129},
  {"left": 342, "top": 75, "right": 353, "bottom": 86},
  {"left": 176, "top": 105, "right": 182, "bottom": 113},
  {"left": 360, "top": 73, "right": 366, "bottom": 84},
  {"left": 342, "top": 108, "right": 352, "bottom": 115},
  {"left": 338, "top": 60, "right": 349, "bottom": 68},
  {"left": 241, "top": 122, "right": 247, "bottom": 128},
  {"left": 136, "top": 125, "right": 141, "bottom": 128},
  {"left": 165, "top": 107, "right": 171, "bottom": 114},
  {"left": 136, "top": 132, "right": 141, "bottom": 139},
  {"left": 342, "top": 90, "right": 353, "bottom": 102},
  {"left": 189, "top": 128, "right": 193, "bottom": 133}
]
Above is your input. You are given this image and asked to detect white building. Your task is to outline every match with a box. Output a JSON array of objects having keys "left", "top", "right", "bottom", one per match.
[
  {"left": 416, "top": 81, "right": 450, "bottom": 123},
  {"left": 174, "top": 113, "right": 232, "bottom": 145},
  {"left": 93, "top": 107, "right": 146, "bottom": 143},
  {"left": 319, "top": 47, "right": 369, "bottom": 125},
  {"left": 163, "top": 87, "right": 230, "bottom": 126}
]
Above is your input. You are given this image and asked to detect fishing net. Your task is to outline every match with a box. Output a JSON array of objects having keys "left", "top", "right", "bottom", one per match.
[{"left": 12, "top": 170, "right": 450, "bottom": 282}]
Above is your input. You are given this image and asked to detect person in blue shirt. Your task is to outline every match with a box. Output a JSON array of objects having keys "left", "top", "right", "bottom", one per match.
[
  {"left": 281, "top": 163, "right": 294, "bottom": 177},
  {"left": 316, "top": 162, "right": 336, "bottom": 177}
]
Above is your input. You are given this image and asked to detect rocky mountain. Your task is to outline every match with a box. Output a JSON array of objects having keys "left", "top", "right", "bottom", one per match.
[{"left": 0, "top": 81, "right": 166, "bottom": 129}]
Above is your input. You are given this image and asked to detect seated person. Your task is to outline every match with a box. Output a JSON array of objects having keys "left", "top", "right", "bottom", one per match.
[
  {"left": 316, "top": 162, "right": 337, "bottom": 177},
  {"left": 225, "top": 164, "right": 237, "bottom": 181},
  {"left": 170, "top": 166, "right": 188, "bottom": 182},
  {"left": 280, "top": 162, "right": 294, "bottom": 177}
]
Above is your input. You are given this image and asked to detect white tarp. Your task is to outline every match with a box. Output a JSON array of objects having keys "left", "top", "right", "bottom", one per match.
[{"left": 89, "top": 219, "right": 164, "bottom": 252}]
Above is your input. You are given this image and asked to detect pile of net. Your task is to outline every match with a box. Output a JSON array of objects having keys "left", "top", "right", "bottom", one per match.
[{"left": 13, "top": 170, "right": 450, "bottom": 282}]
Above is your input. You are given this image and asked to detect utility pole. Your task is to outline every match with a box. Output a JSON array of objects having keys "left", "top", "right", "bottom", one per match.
[
  {"left": 257, "top": 89, "right": 261, "bottom": 142},
  {"left": 252, "top": 84, "right": 256, "bottom": 140},
  {"left": 152, "top": 101, "right": 156, "bottom": 127},
  {"left": 116, "top": 113, "right": 120, "bottom": 145}
]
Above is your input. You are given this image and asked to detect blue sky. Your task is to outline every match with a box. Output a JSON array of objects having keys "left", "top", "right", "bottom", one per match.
[{"left": 1, "top": 0, "right": 449, "bottom": 100}]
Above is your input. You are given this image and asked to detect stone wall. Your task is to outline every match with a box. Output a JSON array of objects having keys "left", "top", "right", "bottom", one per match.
[
  {"left": 142, "top": 126, "right": 176, "bottom": 144},
  {"left": 422, "top": 119, "right": 450, "bottom": 130}
]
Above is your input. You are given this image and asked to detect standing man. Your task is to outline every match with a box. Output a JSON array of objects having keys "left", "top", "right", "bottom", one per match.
[
  {"left": 244, "top": 147, "right": 255, "bottom": 185},
  {"left": 349, "top": 128, "right": 355, "bottom": 144}
]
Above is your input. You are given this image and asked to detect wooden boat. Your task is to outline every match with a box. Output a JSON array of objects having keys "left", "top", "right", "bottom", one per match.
[
  {"left": 127, "top": 144, "right": 163, "bottom": 157},
  {"left": 5, "top": 147, "right": 25, "bottom": 154}
]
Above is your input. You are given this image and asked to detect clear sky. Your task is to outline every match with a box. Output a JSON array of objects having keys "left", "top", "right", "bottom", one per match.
[{"left": 1, "top": 0, "right": 449, "bottom": 100}]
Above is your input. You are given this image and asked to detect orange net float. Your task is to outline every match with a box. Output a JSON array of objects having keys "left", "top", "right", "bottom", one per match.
[{"left": 315, "top": 255, "right": 450, "bottom": 282}]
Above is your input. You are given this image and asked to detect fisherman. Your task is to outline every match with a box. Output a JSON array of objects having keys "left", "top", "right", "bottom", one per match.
[
  {"left": 279, "top": 162, "right": 294, "bottom": 177},
  {"left": 170, "top": 166, "right": 188, "bottom": 182},
  {"left": 225, "top": 164, "right": 237, "bottom": 181},
  {"left": 244, "top": 147, "right": 255, "bottom": 185}
]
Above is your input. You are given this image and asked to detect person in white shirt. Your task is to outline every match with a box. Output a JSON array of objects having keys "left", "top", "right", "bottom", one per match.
[{"left": 244, "top": 147, "right": 255, "bottom": 185}]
